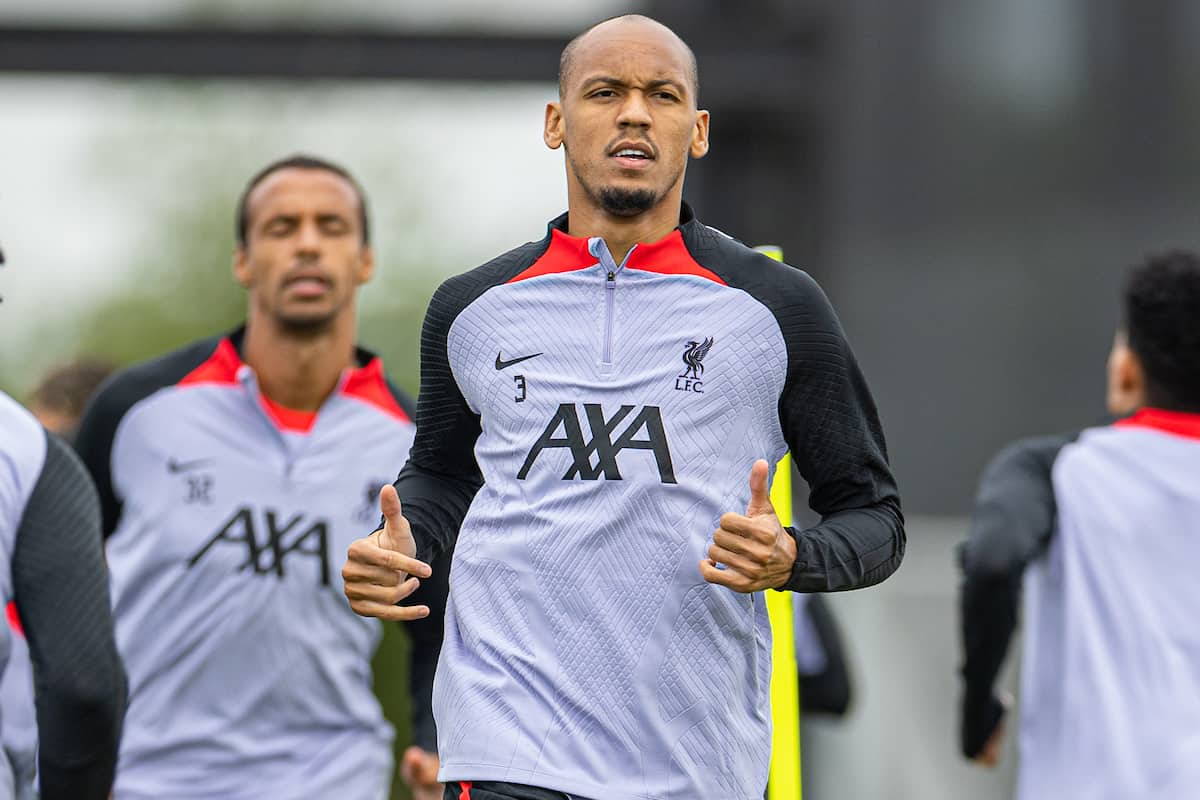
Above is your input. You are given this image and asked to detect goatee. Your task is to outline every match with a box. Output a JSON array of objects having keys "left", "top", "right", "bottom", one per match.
[{"left": 598, "top": 187, "right": 657, "bottom": 217}]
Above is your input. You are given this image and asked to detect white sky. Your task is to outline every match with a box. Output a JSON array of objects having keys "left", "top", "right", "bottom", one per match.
[
  {"left": 0, "top": 0, "right": 638, "bottom": 388},
  {"left": 0, "top": 77, "right": 575, "bottom": 381}
]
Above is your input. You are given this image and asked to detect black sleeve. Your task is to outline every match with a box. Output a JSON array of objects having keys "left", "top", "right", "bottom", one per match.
[
  {"left": 13, "top": 432, "right": 126, "bottom": 800},
  {"left": 776, "top": 273, "right": 905, "bottom": 593},
  {"left": 392, "top": 278, "right": 487, "bottom": 565},
  {"left": 684, "top": 225, "right": 904, "bottom": 594},
  {"left": 797, "top": 594, "right": 853, "bottom": 717},
  {"left": 385, "top": 378, "right": 417, "bottom": 421},
  {"left": 402, "top": 550, "right": 450, "bottom": 752},
  {"left": 957, "top": 432, "right": 1075, "bottom": 758},
  {"left": 391, "top": 238, "right": 547, "bottom": 563}
]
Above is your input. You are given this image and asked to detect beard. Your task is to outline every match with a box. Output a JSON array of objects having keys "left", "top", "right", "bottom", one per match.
[
  {"left": 596, "top": 186, "right": 658, "bottom": 216},
  {"left": 568, "top": 148, "right": 668, "bottom": 218},
  {"left": 269, "top": 294, "right": 341, "bottom": 338},
  {"left": 276, "top": 311, "right": 337, "bottom": 337}
]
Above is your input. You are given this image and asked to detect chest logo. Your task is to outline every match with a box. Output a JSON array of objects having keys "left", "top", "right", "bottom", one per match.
[
  {"left": 676, "top": 337, "right": 714, "bottom": 393},
  {"left": 518, "top": 403, "right": 676, "bottom": 484},
  {"left": 495, "top": 351, "right": 543, "bottom": 370},
  {"left": 188, "top": 507, "right": 331, "bottom": 586}
]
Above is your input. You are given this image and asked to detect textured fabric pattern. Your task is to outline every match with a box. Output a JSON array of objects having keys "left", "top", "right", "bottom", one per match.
[
  {"left": 0, "top": 393, "right": 47, "bottom": 799},
  {"left": 74, "top": 337, "right": 419, "bottom": 800},
  {"left": 13, "top": 432, "right": 125, "bottom": 800},
  {"left": 1017, "top": 424, "right": 1200, "bottom": 799},
  {"left": 436, "top": 253, "right": 783, "bottom": 799},
  {"left": 399, "top": 208, "right": 901, "bottom": 800},
  {"left": 0, "top": 618, "right": 37, "bottom": 800},
  {"left": 396, "top": 240, "right": 548, "bottom": 564},
  {"left": 686, "top": 225, "right": 904, "bottom": 591}
]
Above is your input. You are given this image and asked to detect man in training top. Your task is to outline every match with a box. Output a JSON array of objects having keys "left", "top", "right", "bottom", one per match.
[
  {"left": 74, "top": 156, "right": 446, "bottom": 800},
  {"left": 343, "top": 17, "right": 904, "bottom": 800},
  {"left": 959, "top": 252, "right": 1200, "bottom": 799}
]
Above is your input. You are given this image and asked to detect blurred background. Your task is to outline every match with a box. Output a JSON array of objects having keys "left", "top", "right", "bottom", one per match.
[{"left": 3, "top": 1, "right": 1199, "bottom": 798}]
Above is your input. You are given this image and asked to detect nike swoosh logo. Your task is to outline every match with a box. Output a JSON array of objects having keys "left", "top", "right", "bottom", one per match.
[
  {"left": 495, "top": 351, "right": 543, "bottom": 370},
  {"left": 167, "top": 458, "right": 212, "bottom": 473}
]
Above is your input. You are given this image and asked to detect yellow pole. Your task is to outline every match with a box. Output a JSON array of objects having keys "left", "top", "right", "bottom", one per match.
[{"left": 756, "top": 245, "right": 802, "bottom": 800}]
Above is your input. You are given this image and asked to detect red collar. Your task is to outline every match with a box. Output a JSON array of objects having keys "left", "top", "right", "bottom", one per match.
[
  {"left": 1114, "top": 407, "right": 1200, "bottom": 440},
  {"left": 508, "top": 227, "right": 725, "bottom": 286},
  {"left": 178, "top": 337, "right": 410, "bottom": 432}
]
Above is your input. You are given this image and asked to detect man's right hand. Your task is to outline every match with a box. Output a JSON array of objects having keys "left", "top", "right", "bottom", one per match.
[
  {"left": 342, "top": 485, "right": 433, "bottom": 621},
  {"left": 971, "top": 692, "right": 1012, "bottom": 768}
]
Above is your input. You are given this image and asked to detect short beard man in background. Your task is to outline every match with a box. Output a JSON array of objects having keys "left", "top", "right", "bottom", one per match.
[{"left": 74, "top": 155, "right": 445, "bottom": 800}]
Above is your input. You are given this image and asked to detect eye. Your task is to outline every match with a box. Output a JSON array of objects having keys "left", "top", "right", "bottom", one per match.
[
  {"left": 588, "top": 88, "right": 618, "bottom": 99},
  {"left": 654, "top": 91, "right": 680, "bottom": 102},
  {"left": 319, "top": 217, "right": 350, "bottom": 236},
  {"left": 263, "top": 218, "right": 295, "bottom": 237}
]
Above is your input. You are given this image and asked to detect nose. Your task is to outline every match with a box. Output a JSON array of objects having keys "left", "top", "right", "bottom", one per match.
[
  {"left": 295, "top": 219, "right": 321, "bottom": 255},
  {"left": 616, "top": 90, "right": 652, "bottom": 129}
]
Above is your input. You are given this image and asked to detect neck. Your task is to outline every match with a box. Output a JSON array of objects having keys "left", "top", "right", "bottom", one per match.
[
  {"left": 241, "top": 310, "right": 357, "bottom": 412},
  {"left": 566, "top": 185, "right": 684, "bottom": 263}
]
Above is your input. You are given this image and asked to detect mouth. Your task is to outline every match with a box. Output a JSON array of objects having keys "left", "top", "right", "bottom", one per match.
[
  {"left": 608, "top": 142, "right": 655, "bottom": 170},
  {"left": 283, "top": 271, "right": 332, "bottom": 299}
]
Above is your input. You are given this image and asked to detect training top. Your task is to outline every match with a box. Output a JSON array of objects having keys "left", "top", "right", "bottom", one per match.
[
  {"left": 960, "top": 409, "right": 1200, "bottom": 799},
  {"left": 394, "top": 205, "right": 904, "bottom": 800},
  {"left": 73, "top": 329, "right": 440, "bottom": 800},
  {"left": 0, "top": 392, "right": 125, "bottom": 800}
]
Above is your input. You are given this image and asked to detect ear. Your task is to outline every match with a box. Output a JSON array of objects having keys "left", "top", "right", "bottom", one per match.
[
  {"left": 544, "top": 102, "right": 564, "bottom": 150},
  {"left": 1106, "top": 331, "right": 1146, "bottom": 416},
  {"left": 232, "top": 246, "right": 253, "bottom": 289},
  {"left": 690, "top": 109, "right": 710, "bottom": 159},
  {"left": 356, "top": 245, "right": 376, "bottom": 286}
]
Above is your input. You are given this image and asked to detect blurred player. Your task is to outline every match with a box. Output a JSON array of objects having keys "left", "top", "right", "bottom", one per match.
[
  {"left": 0, "top": 390, "right": 125, "bottom": 799},
  {"left": 74, "top": 155, "right": 444, "bottom": 800},
  {"left": 343, "top": 15, "right": 904, "bottom": 800},
  {"left": 26, "top": 360, "right": 114, "bottom": 443},
  {"left": 793, "top": 593, "right": 853, "bottom": 717},
  {"left": 958, "top": 252, "right": 1200, "bottom": 798},
  {"left": 0, "top": 359, "right": 115, "bottom": 798}
]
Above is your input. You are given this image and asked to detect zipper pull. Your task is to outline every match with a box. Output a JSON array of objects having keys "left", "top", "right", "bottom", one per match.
[{"left": 607, "top": 270, "right": 615, "bottom": 283}]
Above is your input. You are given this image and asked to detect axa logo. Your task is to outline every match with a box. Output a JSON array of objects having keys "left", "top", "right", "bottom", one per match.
[
  {"left": 518, "top": 403, "right": 676, "bottom": 483},
  {"left": 188, "top": 506, "right": 331, "bottom": 586},
  {"left": 676, "top": 337, "right": 713, "bottom": 393}
]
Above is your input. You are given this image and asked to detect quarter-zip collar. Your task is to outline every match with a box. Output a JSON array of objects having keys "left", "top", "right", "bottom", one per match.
[{"left": 508, "top": 203, "right": 724, "bottom": 286}]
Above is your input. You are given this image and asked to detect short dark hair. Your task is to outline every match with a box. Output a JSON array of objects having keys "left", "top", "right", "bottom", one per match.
[
  {"left": 29, "top": 359, "right": 115, "bottom": 419},
  {"left": 235, "top": 154, "right": 370, "bottom": 246},
  {"left": 558, "top": 15, "right": 699, "bottom": 103},
  {"left": 1123, "top": 251, "right": 1200, "bottom": 411}
]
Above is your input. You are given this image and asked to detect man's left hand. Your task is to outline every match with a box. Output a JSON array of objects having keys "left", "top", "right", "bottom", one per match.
[{"left": 700, "top": 458, "right": 797, "bottom": 593}]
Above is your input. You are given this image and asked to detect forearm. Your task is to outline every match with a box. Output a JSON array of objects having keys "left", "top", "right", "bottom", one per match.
[
  {"left": 955, "top": 433, "right": 1073, "bottom": 757},
  {"left": 408, "top": 647, "right": 439, "bottom": 752},
  {"left": 14, "top": 433, "right": 126, "bottom": 800},
  {"left": 958, "top": 568, "right": 1017, "bottom": 757},
  {"left": 393, "top": 463, "right": 481, "bottom": 564},
  {"left": 403, "top": 550, "right": 449, "bottom": 752},
  {"left": 784, "top": 498, "right": 904, "bottom": 592}
]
